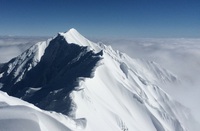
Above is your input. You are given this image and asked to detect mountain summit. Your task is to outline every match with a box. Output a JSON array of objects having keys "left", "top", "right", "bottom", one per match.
[
  {"left": 0, "top": 28, "right": 198, "bottom": 131},
  {"left": 58, "top": 28, "right": 102, "bottom": 52}
]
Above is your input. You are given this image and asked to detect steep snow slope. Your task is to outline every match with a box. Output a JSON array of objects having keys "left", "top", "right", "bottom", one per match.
[
  {"left": 0, "top": 28, "right": 198, "bottom": 131},
  {"left": 72, "top": 47, "right": 194, "bottom": 131},
  {"left": 70, "top": 39, "right": 196, "bottom": 131}
]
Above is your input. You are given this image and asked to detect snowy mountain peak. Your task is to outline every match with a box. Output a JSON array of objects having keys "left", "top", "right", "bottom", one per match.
[
  {"left": 58, "top": 28, "right": 101, "bottom": 52},
  {"left": 58, "top": 28, "right": 80, "bottom": 39},
  {"left": 67, "top": 28, "right": 78, "bottom": 33}
]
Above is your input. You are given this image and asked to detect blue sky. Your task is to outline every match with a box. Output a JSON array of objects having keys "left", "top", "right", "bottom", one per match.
[{"left": 0, "top": 0, "right": 200, "bottom": 38}]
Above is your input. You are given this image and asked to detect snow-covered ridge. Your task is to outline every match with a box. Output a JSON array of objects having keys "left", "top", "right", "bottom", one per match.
[
  {"left": 0, "top": 39, "right": 50, "bottom": 83},
  {"left": 0, "top": 28, "right": 198, "bottom": 131},
  {"left": 99, "top": 42, "right": 178, "bottom": 84}
]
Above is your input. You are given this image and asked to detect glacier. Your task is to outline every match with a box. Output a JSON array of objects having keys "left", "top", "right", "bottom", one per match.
[{"left": 0, "top": 28, "right": 198, "bottom": 131}]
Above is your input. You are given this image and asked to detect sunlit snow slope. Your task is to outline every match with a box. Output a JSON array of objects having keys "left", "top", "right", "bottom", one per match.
[{"left": 0, "top": 28, "right": 198, "bottom": 131}]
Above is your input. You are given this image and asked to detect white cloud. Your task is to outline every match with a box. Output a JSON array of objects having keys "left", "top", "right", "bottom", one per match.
[{"left": 0, "top": 46, "right": 21, "bottom": 63}]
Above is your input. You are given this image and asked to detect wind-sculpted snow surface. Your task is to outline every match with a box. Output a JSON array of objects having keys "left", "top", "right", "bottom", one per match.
[
  {"left": 0, "top": 91, "right": 87, "bottom": 131},
  {"left": 0, "top": 28, "right": 198, "bottom": 131}
]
